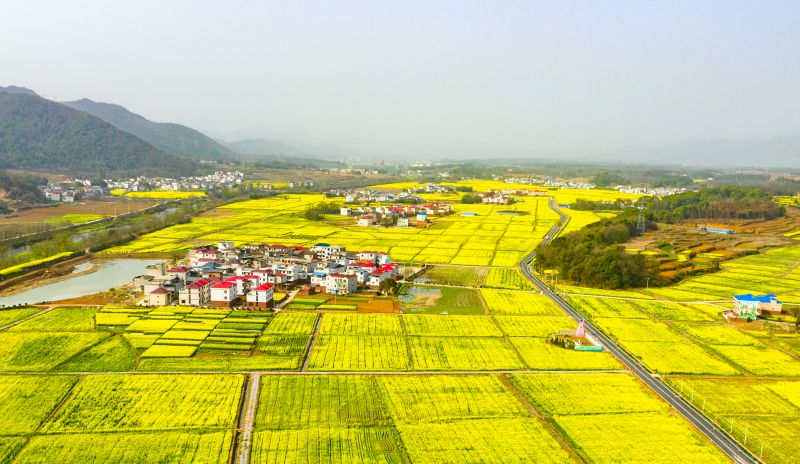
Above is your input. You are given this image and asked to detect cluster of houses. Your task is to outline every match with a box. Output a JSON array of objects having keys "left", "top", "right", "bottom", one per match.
[
  {"left": 616, "top": 186, "right": 686, "bottom": 196},
  {"left": 40, "top": 182, "right": 109, "bottom": 203},
  {"left": 405, "top": 183, "right": 455, "bottom": 194},
  {"left": 133, "top": 242, "right": 399, "bottom": 309},
  {"left": 341, "top": 202, "right": 454, "bottom": 227},
  {"left": 327, "top": 188, "right": 422, "bottom": 204},
  {"left": 106, "top": 171, "right": 244, "bottom": 194}
]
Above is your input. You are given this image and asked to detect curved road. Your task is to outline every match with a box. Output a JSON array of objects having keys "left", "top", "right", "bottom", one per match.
[{"left": 519, "top": 198, "right": 759, "bottom": 464}]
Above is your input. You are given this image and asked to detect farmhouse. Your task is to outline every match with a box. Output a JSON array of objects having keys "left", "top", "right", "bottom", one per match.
[
  {"left": 358, "top": 215, "right": 377, "bottom": 226},
  {"left": 178, "top": 278, "right": 212, "bottom": 306},
  {"left": 732, "top": 293, "right": 782, "bottom": 319},
  {"left": 246, "top": 283, "right": 274, "bottom": 309},
  {"left": 210, "top": 281, "right": 237, "bottom": 307}
]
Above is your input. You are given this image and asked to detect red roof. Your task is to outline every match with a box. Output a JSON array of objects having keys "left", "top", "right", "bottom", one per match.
[
  {"left": 329, "top": 273, "right": 355, "bottom": 279},
  {"left": 150, "top": 287, "right": 169, "bottom": 294},
  {"left": 254, "top": 283, "right": 273, "bottom": 291},
  {"left": 212, "top": 281, "right": 236, "bottom": 289},
  {"left": 187, "top": 279, "right": 211, "bottom": 289},
  {"left": 167, "top": 267, "right": 190, "bottom": 273}
]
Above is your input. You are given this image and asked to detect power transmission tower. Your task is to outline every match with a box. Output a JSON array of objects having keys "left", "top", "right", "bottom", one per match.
[{"left": 636, "top": 202, "right": 646, "bottom": 235}]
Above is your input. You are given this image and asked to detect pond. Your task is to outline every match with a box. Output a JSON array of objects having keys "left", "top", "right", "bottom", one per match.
[{"left": 0, "top": 258, "right": 160, "bottom": 307}]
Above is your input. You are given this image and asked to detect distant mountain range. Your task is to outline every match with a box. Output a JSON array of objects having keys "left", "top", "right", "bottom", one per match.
[
  {"left": 63, "top": 99, "right": 233, "bottom": 161},
  {"left": 632, "top": 137, "right": 800, "bottom": 168},
  {"left": 0, "top": 88, "right": 198, "bottom": 177},
  {"left": 219, "top": 138, "right": 311, "bottom": 157}
]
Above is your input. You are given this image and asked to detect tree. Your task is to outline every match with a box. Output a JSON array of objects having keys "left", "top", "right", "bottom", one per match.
[
  {"left": 788, "top": 306, "right": 800, "bottom": 332},
  {"left": 460, "top": 194, "right": 481, "bottom": 204},
  {"left": 378, "top": 278, "right": 399, "bottom": 295}
]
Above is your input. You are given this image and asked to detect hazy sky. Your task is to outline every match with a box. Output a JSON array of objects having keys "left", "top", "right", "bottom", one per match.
[{"left": 2, "top": 1, "right": 800, "bottom": 159}]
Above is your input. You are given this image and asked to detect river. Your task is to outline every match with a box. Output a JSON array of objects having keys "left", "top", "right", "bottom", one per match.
[{"left": 0, "top": 258, "right": 160, "bottom": 307}]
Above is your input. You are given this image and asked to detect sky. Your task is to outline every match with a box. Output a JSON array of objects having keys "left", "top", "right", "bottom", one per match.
[{"left": 2, "top": 0, "right": 800, "bottom": 160}]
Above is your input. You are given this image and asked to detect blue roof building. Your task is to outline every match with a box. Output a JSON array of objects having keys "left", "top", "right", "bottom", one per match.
[{"left": 732, "top": 293, "right": 782, "bottom": 319}]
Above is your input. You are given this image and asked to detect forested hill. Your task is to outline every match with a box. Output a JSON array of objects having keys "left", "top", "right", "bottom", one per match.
[
  {"left": 0, "top": 170, "right": 48, "bottom": 213},
  {"left": 63, "top": 98, "right": 233, "bottom": 161},
  {"left": 0, "top": 92, "right": 199, "bottom": 177}
]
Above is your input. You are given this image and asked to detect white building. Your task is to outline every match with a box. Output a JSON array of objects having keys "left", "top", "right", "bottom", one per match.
[{"left": 246, "top": 283, "right": 274, "bottom": 309}]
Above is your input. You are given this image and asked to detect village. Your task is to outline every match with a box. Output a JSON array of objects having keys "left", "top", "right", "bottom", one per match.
[{"left": 132, "top": 242, "right": 400, "bottom": 309}]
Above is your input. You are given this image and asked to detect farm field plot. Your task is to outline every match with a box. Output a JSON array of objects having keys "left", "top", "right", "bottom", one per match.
[
  {"left": 0, "top": 331, "right": 109, "bottom": 371},
  {"left": 395, "top": 418, "right": 572, "bottom": 464},
  {"left": 708, "top": 343, "right": 800, "bottom": 376},
  {"left": 14, "top": 430, "right": 233, "bottom": 464},
  {"left": 9, "top": 307, "right": 98, "bottom": 331},
  {"left": 510, "top": 337, "right": 621, "bottom": 371},
  {"left": 622, "top": 341, "right": 739, "bottom": 375},
  {"left": 408, "top": 336, "right": 523, "bottom": 370},
  {"left": 494, "top": 316, "right": 575, "bottom": 337},
  {"left": 0, "top": 307, "right": 40, "bottom": 327},
  {"left": 320, "top": 313, "right": 402, "bottom": 336},
  {"left": 251, "top": 427, "right": 405, "bottom": 464},
  {"left": 399, "top": 285, "right": 485, "bottom": 315},
  {"left": 55, "top": 335, "right": 137, "bottom": 372},
  {"left": 419, "top": 266, "right": 536, "bottom": 291},
  {"left": 512, "top": 373, "right": 666, "bottom": 415},
  {"left": 481, "top": 289, "right": 565, "bottom": 315},
  {"left": 256, "top": 375, "right": 391, "bottom": 429},
  {"left": 307, "top": 335, "right": 410, "bottom": 371},
  {"left": 0, "top": 375, "right": 77, "bottom": 434},
  {"left": 556, "top": 412, "right": 728, "bottom": 464},
  {"left": 378, "top": 375, "right": 526, "bottom": 422},
  {"left": 403, "top": 314, "right": 502, "bottom": 337},
  {"left": 252, "top": 375, "right": 405, "bottom": 464},
  {"left": 484, "top": 267, "right": 535, "bottom": 290},
  {"left": 43, "top": 374, "right": 243, "bottom": 432},
  {"left": 419, "top": 266, "right": 486, "bottom": 287},
  {"left": 667, "top": 377, "right": 800, "bottom": 464}
]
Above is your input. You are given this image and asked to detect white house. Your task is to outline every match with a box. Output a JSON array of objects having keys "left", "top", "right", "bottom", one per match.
[
  {"left": 246, "top": 283, "right": 274, "bottom": 309},
  {"left": 357, "top": 215, "right": 377, "bottom": 226},
  {"left": 325, "top": 273, "right": 358, "bottom": 294},
  {"left": 340, "top": 207, "right": 351, "bottom": 216},
  {"left": 146, "top": 287, "right": 172, "bottom": 306},
  {"left": 210, "top": 281, "right": 237, "bottom": 307},
  {"left": 178, "top": 278, "right": 212, "bottom": 306}
]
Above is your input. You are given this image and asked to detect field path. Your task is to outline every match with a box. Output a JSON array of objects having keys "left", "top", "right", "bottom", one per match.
[
  {"left": 0, "top": 305, "right": 57, "bottom": 331},
  {"left": 300, "top": 314, "right": 323, "bottom": 371},
  {"left": 234, "top": 373, "right": 261, "bottom": 464},
  {"left": 521, "top": 198, "right": 760, "bottom": 464}
]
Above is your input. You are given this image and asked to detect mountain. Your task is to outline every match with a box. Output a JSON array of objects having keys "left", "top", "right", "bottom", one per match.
[
  {"left": 0, "top": 86, "right": 38, "bottom": 96},
  {"left": 63, "top": 98, "right": 232, "bottom": 161},
  {"left": 219, "top": 126, "right": 343, "bottom": 157},
  {"left": 219, "top": 138, "right": 311, "bottom": 157},
  {"left": 632, "top": 136, "right": 800, "bottom": 168},
  {"left": 0, "top": 92, "right": 198, "bottom": 177}
]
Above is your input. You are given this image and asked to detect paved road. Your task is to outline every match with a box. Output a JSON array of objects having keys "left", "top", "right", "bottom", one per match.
[
  {"left": 235, "top": 373, "right": 261, "bottom": 464},
  {"left": 519, "top": 199, "right": 759, "bottom": 464}
]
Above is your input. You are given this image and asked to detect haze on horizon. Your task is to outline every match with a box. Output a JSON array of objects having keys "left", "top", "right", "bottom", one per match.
[{"left": 2, "top": 0, "right": 799, "bottom": 162}]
